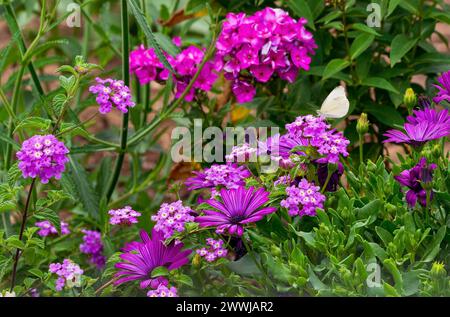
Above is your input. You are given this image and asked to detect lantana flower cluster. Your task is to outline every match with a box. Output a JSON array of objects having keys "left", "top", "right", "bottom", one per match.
[
  {"left": 215, "top": 8, "right": 317, "bottom": 103},
  {"left": 185, "top": 163, "right": 251, "bottom": 193},
  {"left": 89, "top": 77, "right": 135, "bottom": 114},
  {"left": 281, "top": 178, "right": 326, "bottom": 217},
  {"left": 147, "top": 284, "right": 178, "bottom": 297},
  {"left": 16, "top": 134, "right": 69, "bottom": 184},
  {"left": 196, "top": 238, "right": 228, "bottom": 262},
  {"left": 80, "top": 230, "right": 106, "bottom": 268},
  {"left": 35, "top": 220, "right": 70, "bottom": 237},
  {"left": 108, "top": 206, "right": 141, "bottom": 226},
  {"left": 49, "top": 259, "right": 83, "bottom": 291},
  {"left": 151, "top": 201, "right": 195, "bottom": 239},
  {"left": 264, "top": 115, "right": 349, "bottom": 165}
]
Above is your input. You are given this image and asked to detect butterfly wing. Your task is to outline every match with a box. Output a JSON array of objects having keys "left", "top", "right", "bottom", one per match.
[{"left": 318, "top": 86, "right": 349, "bottom": 119}]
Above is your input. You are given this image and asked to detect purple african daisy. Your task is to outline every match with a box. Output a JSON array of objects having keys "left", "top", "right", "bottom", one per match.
[
  {"left": 384, "top": 108, "right": 450, "bottom": 147},
  {"left": 195, "top": 186, "right": 277, "bottom": 236},
  {"left": 433, "top": 70, "right": 450, "bottom": 104},
  {"left": 394, "top": 157, "right": 436, "bottom": 208},
  {"left": 114, "top": 229, "right": 192, "bottom": 289}
]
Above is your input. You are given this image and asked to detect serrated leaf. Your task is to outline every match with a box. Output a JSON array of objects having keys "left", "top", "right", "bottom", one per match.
[
  {"left": 33, "top": 208, "right": 61, "bottom": 233},
  {"left": 14, "top": 117, "right": 52, "bottom": 133}
]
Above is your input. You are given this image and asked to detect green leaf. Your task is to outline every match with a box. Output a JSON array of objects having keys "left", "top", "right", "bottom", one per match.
[
  {"left": 322, "top": 58, "right": 350, "bottom": 80},
  {"left": 390, "top": 35, "right": 418, "bottom": 67},
  {"left": 286, "top": 0, "right": 315, "bottom": 30},
  {"left": 350, "top": 34, "right": 375, "bottom": 60},
  {"left": 176, "top": 274, "right": 193, "bottom": 287},
  {"left": 421, "top": 226, "right": 446, "bottom": 263},
  {"left": 62, "top": 157, "right": 99, "bottom": 220},
  {"left": 383, "top": 282, "right": 400, "bottom": 296},
  {"left": 150, "top": 266, "right": 169, "bottom": 278},
  {"left": 376, "top": 226, "right": 394, "bottom": 246},
  {"left": 14, "top": 117, "right": 52, "bottom": 133},
  {"left": 127, "top": 0, "right": 176, "bottom": 73},
  {"left": 361, "top": 77, "right": 399, "bottom": 94},
  {"left": 59, "top": 75, "right": 76, "bottom": 94},
  {"left": 33, "top": 209, "right": 61, "bottom": 233},
  {"left": 352, "top": 23, "right": 381, "bottom": 36},
  {"left": 387, "top": 0, "right": 402, "bottom": 17},
  {"left": 6, "top": 236, "right": 25, "bottom": 249},
  {"left": 383, "top": 258, "right": 403, "bottom": 293}
]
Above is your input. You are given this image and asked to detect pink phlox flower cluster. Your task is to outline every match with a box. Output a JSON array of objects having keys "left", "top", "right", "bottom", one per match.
[
  {"left": 16, "top": 134, "right": 69, "bottom": 184},
  {"left": 215, "top": 7, "right": 317, "bottom": 103}
]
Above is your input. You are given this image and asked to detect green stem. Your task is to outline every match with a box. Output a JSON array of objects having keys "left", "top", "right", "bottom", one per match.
[
  {"left": 10, "top": 178, "right": 36, "bottom": 291},
  {"left": 359, "top": 134, "right": 364, "bottom": 164},
  {"left": 105, "top": 0, "right": 130, "bottom": 202},
  {"left": 321, "top": 170, "right": 333, "bottom": 194},
  {"left": 1, "top": 213, "right": 9, "bottom": 237}
]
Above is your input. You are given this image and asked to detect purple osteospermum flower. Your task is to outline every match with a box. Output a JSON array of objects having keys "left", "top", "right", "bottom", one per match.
[
  {"left": 35, "top": 220, "right": 70, "bottom": 237},
  {"left": 196, "top": 186, "right": 277, "bottom": 236},
  {"left": 80, "top": 230, "right": 106, "bottom": 269},
  {"left": 114, "top": 229, "right": 192, "bottom": 289},
  {"left": 49, "top": 259, "right": 83, "bottom": 291},
  {"left": 384, "top": 108, "right": 450, "bottom": 147},
  {"left": 147, "top": 284, "right": 178, "bottom": 297},
  {"left": 89, "top": 77, "right": 135, "bottom": 114},
  {"left": 185, "top": 163, "right": 251, "bottom": 192},
  {"left": 394, "top": 157, "right": 436, "bottom": 208},
  {"left": 281, "top": 178, "right": 326, "bottom": 217},
  {"left": 16, "top": 134, "right": 69, "bottom": 184},
  {"left": 433, "top": 70, "right": 450, "bottom": 104},
  {"left": 108, "top": 206, "right": 141, "bottom": 226},
  {"left": 151, "top": 200, "right": 195, "bottom": 239}
]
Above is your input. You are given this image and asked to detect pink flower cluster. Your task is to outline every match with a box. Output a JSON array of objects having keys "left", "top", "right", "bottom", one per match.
[
  {"left": 130, "top": 45, "right": 170, "bottom": 84},
  {"left": 281, "top": 178, "right": 326, "bottom": 217},
  {"left": 49, "top": 259, "right": 83, "bottom": 291},
  {"left": 130, "top": 39, "right": 220, "bottom": 101},
  {"left": 185, "top": 163, "right": 251, "bottom": 192},
  {"left": 270, "top": 115, "right": 349, "bottom": 164},
  {"left": 89, "top": 77, "right": 135, "bottom": 114},
  {"left": 196, "top": 238, "right": 228, "bottom": 262},
  {"left": 16, "top": 134, "right": 69, "bottom": 184},
  {"left": 35, "top": 220, "right": 70, "bottom": 237},
  {"left": 225, "top": 143, "right": 258, "bottom": 162},
  {"left": 215, "top": 8, "right": 317, "bottom": 103},
  {"left": 151, "top": 201, "right": 195, "bottom": 239},
  {"left": 147, "top": 284, "right": 178, "bottom": 297},
  {"left": 108, "top": 206, "right": 141, "bottom": 226},
  {"left": 80, "top": 230, "right": 106, "bottom": 268}
]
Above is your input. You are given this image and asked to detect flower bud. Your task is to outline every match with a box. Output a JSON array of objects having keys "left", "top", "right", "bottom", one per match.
[
  {"left": 430, "top": 262, "right": 446, "bottom": 279},
  {"left": 404, "top": 88, "right": 417, "bottom": 114},
  {"left": 356, "top": 113, "right": 369, "bottom": 135}
]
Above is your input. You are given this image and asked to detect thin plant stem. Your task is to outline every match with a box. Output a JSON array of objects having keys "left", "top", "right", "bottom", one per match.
[
  {"left": 10, "top": 178, "right": 36, "bottom": 291},
  {"left": 105, "top": 0, "right": 130, "bottom": 202}
]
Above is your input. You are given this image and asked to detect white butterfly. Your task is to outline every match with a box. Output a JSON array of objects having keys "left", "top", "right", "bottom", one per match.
[{"left": 317, "top": 86, "right": 349, "bottom": 119}]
